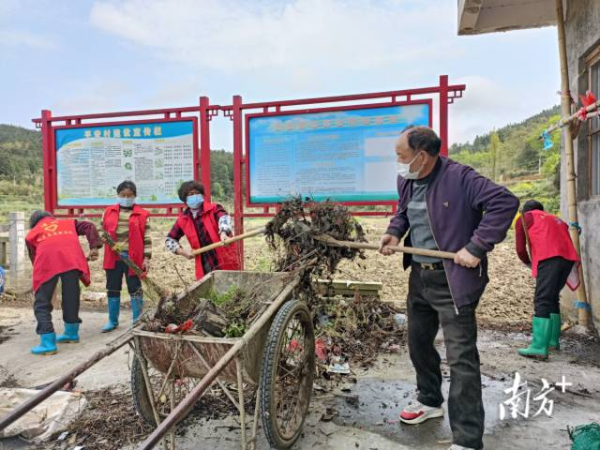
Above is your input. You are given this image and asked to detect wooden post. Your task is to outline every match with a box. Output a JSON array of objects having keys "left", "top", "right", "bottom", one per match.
[
  {"left": 8, "top": 212, "right": 25, "bottom": 291},
  {"left": 555, "top": 0, "right": 591, "bottom": 328}
]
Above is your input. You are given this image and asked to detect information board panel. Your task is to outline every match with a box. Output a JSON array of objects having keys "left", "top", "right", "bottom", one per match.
[
  {"left": 55, "top": 119, "right": 196, "bottom": 207},
  {"left": 247, "top": 102, "right": 430, "bottom": 204}
]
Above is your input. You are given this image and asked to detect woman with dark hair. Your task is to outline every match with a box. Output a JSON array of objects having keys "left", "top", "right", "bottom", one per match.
[
  {"left": 165, "top": 181, "right": 239, "bottom": 279},
  {"left": 25, "top": 211, "right": 101, "bottom": 354},
  {"left": 515, "top": 199, "right": 580, "bottom": 359},
  {"left": 101, "top": 180, "right": 152, "bottom": 332}
]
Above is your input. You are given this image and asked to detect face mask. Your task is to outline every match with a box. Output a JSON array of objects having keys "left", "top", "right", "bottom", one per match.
[
  {"left": 118, "top": 197, "right": 135, "bottom": 208},
  {"left": 397, "top": 152, "right": 424, "bottom": 180},
  {"left": 186, "top": 194, "right": 203, "bottom": 209}
]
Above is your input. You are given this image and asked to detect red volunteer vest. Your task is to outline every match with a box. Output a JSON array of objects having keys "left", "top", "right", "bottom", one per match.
[
  {"left": 102, "top": 204, "right": 150, "bottom": 276},
  {"left": 176, "top": 202, "right": 241, "bottom": 280},
  {"left": 25, "top": 218, "right": 91, "bottom": 292},
  {"left": 524, "top": 210, "right": 579, "bottom": 277}
]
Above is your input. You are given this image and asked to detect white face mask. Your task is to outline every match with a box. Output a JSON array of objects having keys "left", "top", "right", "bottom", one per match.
[{"left": 397, "top": 152, "right": 424, "bottom": 180}]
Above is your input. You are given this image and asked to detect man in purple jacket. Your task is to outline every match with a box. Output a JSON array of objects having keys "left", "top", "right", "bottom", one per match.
[{"left": 379, "top": 126, "right": 519, "bottom": 450}]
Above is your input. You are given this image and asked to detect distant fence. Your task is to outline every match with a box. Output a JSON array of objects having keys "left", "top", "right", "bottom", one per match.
[{"left": 0, "top": 212, "right": 29, "bottom": 293}]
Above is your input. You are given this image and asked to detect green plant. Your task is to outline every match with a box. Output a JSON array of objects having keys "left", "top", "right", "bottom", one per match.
[
  {"left": 224, "top": 321, "right": 246, "bottom": 337},
  {"left": 207, "top": 285, "right": 241, "bottom": 306}
]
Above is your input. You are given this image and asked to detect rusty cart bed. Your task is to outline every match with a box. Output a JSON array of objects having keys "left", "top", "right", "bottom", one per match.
[{"left": 131, "top": 270, "right": 315, "bottom": 450}]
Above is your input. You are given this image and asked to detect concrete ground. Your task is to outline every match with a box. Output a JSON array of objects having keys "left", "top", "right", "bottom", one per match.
[{"left": 1, "top": 306, "right": 599, "bottom": 449}]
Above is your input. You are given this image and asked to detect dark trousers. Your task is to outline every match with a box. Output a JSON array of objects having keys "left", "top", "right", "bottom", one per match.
[
  {"left": 34, "top": 269, "right": 82, "bottom": 335},
  {"left": 106, "top": 260, "right": 142, "bottom": 298},
  {"left": 407, "top": 264, "right": 484, "bottom": 449},
  {"left": 534, "top": 256, "right": 574, "bottom": 318}
]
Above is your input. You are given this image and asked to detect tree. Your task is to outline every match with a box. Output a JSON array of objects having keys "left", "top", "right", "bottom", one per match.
[{"left": 489, "top": 131, "right": 501, "bottom": 182}]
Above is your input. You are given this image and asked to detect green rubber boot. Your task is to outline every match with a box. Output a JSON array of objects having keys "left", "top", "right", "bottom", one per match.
[
  {"left": 518, "top": 316, "right": 551, "bottom": 359},
  {"left": 549, "top": 313, "right": 561, "bottom": 351}
]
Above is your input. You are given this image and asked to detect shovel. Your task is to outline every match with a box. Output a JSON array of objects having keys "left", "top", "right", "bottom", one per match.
[
  {"left": 313, "top": 234, "right": 457, "bottom": 260},
  {"left": 190, "top": 227, "right": 266, "bottom": 257}
]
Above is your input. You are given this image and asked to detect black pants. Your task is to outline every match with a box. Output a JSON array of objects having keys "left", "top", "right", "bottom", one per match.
[
  {"left": 106, "top": 260, "right": 142, "bottom": 297},
  {"left": 534, "top": 257, "right": 574, "bottom": 318},
  {"left": 407, "top": 264, "right": 484, "bottom": 449},
  {"left": 34, "top": 269, "right": 82, "bottom": 335}
]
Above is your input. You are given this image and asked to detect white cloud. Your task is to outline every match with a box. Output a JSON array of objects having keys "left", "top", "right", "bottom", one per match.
[
  {"left": 0, "top": 29, "right": 58, "bottom": 50},
  {"left": 85, "top": 0, "right": 559, "bottom": 147},
  {"left": 51, "top": 80, "right": 132, "bottom": 115},
  {"left": 89, "top": 0, "right": 459, "bottom": 72},
  {"left": 449, "top": 75, "right": 557, "bottom": 144}
]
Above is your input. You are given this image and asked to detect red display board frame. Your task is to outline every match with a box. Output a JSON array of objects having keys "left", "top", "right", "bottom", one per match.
[
  {"left": 33, "top": 76, "right": 465, "bottom": 266},
  {"left": 223, "top": 75, "right": 466, "bottom": 266},
  {"left": 33, "top": 98, "right": 219, "bottom": 217}
]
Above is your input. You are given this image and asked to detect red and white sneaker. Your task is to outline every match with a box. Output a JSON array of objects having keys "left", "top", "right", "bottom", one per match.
[{"left": 399, "top": 400, "right": 444, "bottom": 424}]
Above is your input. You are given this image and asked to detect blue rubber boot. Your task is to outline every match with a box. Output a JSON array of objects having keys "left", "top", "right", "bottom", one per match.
[
  {"left": 102, "top": 297, "right": 120, "bottom": 333},
  {"left": 57, "top": 323, "right": 80, "bottom": 343},
  {"left": 31, "top": 333, "right": 57, "bottom": 355},
  {"left": 131, "top": 295, "right": 144, "bottom": 323}
]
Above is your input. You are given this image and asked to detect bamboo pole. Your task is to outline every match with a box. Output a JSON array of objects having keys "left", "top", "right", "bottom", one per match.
[
  {"left": 314, "top": 235, "right": 456, "bottom": 260},
  {"left": 543, "top": 100, "right": 600, "bottom": 136},
  {"left": 0, "top": 329, "right": 133, "bottom": 431},
  {"left": 556, "top": 0, "right": 590, "bottom": 328},
  {"left": 137, "top": 274, "right": 301, "bottom": 450},
  {"left": 191, "top": 228, "right": 266, "bottom": 257}
]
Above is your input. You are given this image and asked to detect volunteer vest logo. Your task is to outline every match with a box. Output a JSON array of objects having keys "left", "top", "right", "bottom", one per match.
[{"left": 36, "top": 220, "right": 75, "bottom": 243}]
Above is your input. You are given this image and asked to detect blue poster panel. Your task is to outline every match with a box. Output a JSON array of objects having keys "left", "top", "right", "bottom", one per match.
[{"left": 248, "top": 103, "right": 430, "bottom": 204}]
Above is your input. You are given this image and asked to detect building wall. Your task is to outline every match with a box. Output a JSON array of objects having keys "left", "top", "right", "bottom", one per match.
[{"left": 561, "top": 0, "right": 600, "bottom": 329}]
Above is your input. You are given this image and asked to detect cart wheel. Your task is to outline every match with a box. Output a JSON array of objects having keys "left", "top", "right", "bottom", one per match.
[
  {"left": 131, "top": 356, "right": 197, "bottom": 426},
  {"left": 260, "top": 300, "right": 315, "bottom": 449}
]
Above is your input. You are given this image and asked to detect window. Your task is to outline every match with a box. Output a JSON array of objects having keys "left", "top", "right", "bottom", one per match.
[{"left": 587, "top": 49, "right": 600, "bottom": 196}]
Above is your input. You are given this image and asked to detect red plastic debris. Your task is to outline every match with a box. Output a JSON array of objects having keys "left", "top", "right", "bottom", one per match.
[
  {"left": 165, "top": 319, "right": 194, "bottom": 334},
  {"left": 315, "top": 338, "right": 328, "bottom": 361},
  {"left": 578, "top": 90, "right": 597, "bottom": 121}
]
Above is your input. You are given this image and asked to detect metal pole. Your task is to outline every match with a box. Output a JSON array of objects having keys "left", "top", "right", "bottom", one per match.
[
  {"left": 232, "top": 95, "right": 245, "bottom": 269},
  {"left": 236, "top": 358, "right": 247, "bottom": 450},
  {"left": 199, "top": 96, "right": 212, "bottom": 202},
  {"left": 40, "top": 110, "right": 54, "bottom": 213},
  {"left": 250, "top": 389, "right": 261, "bottom": 450},
  {"left": 555, "top": 0, "right": 591, "bottom": 327},
  {"left": 439, "top": 75, "right": 449, "bottom": 156}
]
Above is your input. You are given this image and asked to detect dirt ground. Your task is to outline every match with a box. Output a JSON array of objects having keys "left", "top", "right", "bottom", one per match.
[
  {"left": 1, "top": 217, "right": 598, "bottom": 450},
  {"left": 18, "top": 217, "right": 533, "bottom": 325}
]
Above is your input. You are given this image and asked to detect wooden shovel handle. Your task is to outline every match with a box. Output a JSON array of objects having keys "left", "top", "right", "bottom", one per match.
[
  {"left": 314, "top": 235, "right": 456, "bottom": 260},
  {"left": 191, "top": 227, "right": 266, "bottom": 256}
]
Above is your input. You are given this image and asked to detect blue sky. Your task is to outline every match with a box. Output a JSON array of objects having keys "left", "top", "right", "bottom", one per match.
[{"left": 0, "top": 0, "right": 560, "bottom": 149}]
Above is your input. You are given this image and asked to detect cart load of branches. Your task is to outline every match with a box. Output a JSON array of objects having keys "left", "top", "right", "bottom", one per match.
[{"left": 142, "top": 197, "right": 369, "bottom": 338}]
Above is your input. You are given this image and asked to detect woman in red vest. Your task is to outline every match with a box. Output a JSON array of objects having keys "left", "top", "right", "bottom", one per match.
[
  {"left": 26, "top": 211, "right": 102, "bottom": 355},
  {"left": 101, "top": 181, "right": 152, "bottom": 332},
  {"left": 165, "top": 181, "right": 240, "bottom": 279},
  {"left": 515, "top": 200, "right": 579, "bottom": 359}
]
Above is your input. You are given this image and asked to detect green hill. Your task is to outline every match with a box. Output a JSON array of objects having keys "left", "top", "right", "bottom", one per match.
[
  {"left": 0, "top": 124, "right": 43, "bottom": 183},
  {"left": 450, "top": 105, "right": 562, "bottom": 213}
]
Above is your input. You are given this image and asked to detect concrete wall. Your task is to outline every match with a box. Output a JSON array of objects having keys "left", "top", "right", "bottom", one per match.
[{"left": 561, "top": 0, "right": 600, "bottom": 329}]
